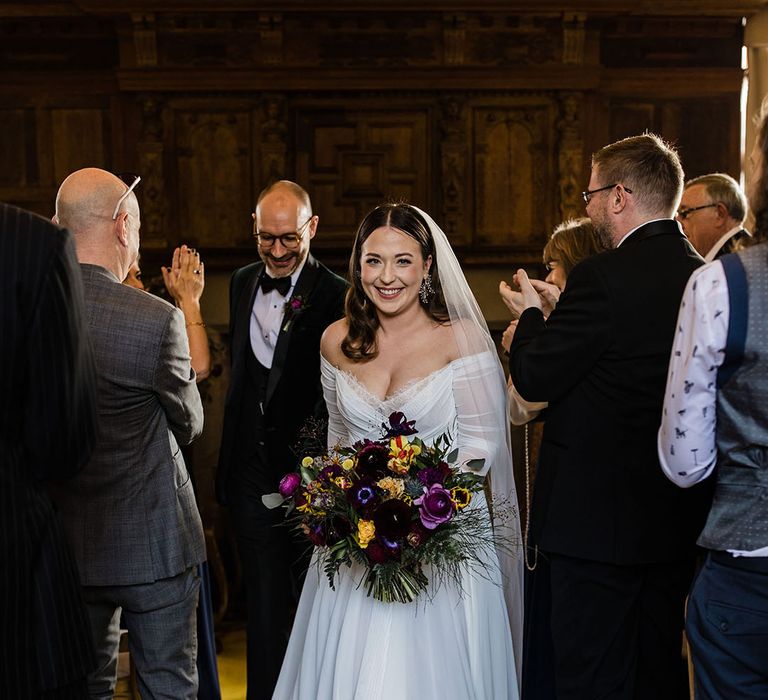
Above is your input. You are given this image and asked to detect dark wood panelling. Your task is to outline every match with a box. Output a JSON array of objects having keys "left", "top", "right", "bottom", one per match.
[{"left": 0, "top": 4, "right": 748, "bottom": 272}]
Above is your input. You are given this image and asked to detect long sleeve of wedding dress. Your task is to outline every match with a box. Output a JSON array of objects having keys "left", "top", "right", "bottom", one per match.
[{"left": 320, "top": 355, "right": 348, "bottom": 448}]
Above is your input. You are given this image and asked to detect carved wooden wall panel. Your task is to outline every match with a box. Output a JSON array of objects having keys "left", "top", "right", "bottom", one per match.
[
  {"left": 607, "top": 96, "right": 741, "bottom": 180},
  {"left": 294, "top": 105, "right": 429, "bottom": 242},
  {"left": 174, "top": 108, "right": 252, "bottom": 248},
  {"left": 0, "top": 5, "right": 748, "bottom": 272},
  {"left": 473, "top": 98, "right": 557, "bottom": 250}
]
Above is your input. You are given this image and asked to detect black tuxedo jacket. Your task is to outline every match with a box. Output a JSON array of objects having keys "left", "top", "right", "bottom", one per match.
[
  {"left": 216, "top": 253, "right": 347, "bottom": 504},
  {"left": 0, "top": 204, "right": 97, "bottom": 696},
  {"left": 510, "top": 219, "right": 711, "bottom": 565}
]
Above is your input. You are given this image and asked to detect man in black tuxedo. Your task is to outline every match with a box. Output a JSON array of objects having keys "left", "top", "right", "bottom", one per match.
[
  {"left": 505, "top": 134, "right": 711, "bottom": 699},
  {"left": 677, "top": 172, "right": 752, "bottom": 261},
  {"left": 217, "top": 180, "right": 347, "bottom": 699},
  {"left": 0, "top": 203, "right": 97, "bottom": 698}
]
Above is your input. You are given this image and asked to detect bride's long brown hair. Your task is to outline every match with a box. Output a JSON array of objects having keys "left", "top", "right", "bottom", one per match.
[{"left": 342, "top": 203, "right": 449, "bottom": 362}]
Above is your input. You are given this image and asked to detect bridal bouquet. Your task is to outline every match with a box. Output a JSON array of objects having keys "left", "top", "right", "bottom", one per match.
[{"left": 263, "top": 412, "right": 497, "bottom": 604}]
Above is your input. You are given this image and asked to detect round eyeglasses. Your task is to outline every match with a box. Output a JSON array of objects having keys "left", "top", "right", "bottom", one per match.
[{"left": 254, "top": 216, "right": 314, "bottom": 249}]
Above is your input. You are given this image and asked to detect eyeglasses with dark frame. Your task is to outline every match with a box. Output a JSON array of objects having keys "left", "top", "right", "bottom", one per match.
[
  {"left": 676, "top": 203, "right": 718, "bottom": 221},
  {"left": 582, "top": 183, "right": 633, "bottom": 205},
  {"left": 112, "top": 173, "right": 142, "bottom": 220},
  {"left": 253, "top": 215, "right": 315, "bottom": 249}
]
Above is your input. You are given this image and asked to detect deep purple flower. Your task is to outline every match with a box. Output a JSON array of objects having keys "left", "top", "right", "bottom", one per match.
[
  {"left": 373, "top": 499, "right": 413, "bottom": 540},
  {"left": 319, "top": 463, "right": 343, "bottom": 482},
  {"left": 348, "top": 479, "right": 378, "bottom": 510},
  {"left": 278, "top": 472, "right": 302, "bottom": 498},
  {"left": 355, "top": 442, "right": 390, "bottom": 479},
  {"left": 382, "top": 411, "right": 417, "bottom": 438},
  {"left": 414, "top": 483, "right": 456, "bottom": 530},
  {"left": 326, "top": 517, "right": 352, "bottom": 546},
  {"left": 378, "top": 535, "right": 402, "bottom": 560},
  {"left": 417, "top": 467, "right": 446, "bottom": 486}
]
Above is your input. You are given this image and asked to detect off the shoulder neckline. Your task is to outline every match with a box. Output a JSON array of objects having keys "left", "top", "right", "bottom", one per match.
[{"left": 320, "top": 353, "right": 490, "bottom": 404}]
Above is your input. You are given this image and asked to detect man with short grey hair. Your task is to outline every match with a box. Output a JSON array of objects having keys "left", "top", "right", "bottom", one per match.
[
  {"left": 52, "top": 168, "right": 205, "bottom": 699},
  {"left": 677, "top": 173, "right": 751, "bottom": 260}
]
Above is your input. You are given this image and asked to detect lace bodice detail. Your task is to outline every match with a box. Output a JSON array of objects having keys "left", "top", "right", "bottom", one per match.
[{"left": 320, "top": 352, "right": 506, "bottom": 477}]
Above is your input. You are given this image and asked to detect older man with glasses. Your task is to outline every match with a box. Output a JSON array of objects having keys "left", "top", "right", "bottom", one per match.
[
  {"left": 676, "top": 172, "right": 752, "bottom": 261},
  {"left": 51, "top": 167, "right": 206, "bottom": 699},
  {"left": 217, "top": 180, "right": 347, "bottom": 700}
]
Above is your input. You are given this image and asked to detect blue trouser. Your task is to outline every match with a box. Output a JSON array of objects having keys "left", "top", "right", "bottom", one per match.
[{"left": 686, "top": 552, "right": 768, "bottom": 700}]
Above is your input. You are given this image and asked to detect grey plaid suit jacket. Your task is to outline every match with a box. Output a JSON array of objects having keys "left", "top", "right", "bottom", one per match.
[
  {"left": 0, "top": 203, "right": 98, "bottom": 697},
  {"left": 53, "top": 264, "right": 205, "bottom": 587}
]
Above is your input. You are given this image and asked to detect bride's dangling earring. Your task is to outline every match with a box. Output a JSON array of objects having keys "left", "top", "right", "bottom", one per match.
[{"left": 419, "top": 275, "right": 434, "bottom": 305}]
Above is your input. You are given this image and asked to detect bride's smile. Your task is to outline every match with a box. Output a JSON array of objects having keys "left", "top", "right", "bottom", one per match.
[{"left": 360, "top": 225, "right": 431, "bottom": 315}]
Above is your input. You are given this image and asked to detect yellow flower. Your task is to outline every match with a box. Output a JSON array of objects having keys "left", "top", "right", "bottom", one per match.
[
  {"left": 450, "top": 487, "right": 472, "bottom": 510},
  {"left": 357, "top": 519, "right": 376, "bottom": 548},
  {"left": 377, "top": 476, "right": 405, "bottom": 499},
  {"left": 333, "top": 476, "right": 352, "bottom": 490},
  {"left": 341, "top": 458, "right": 355, "bottom": 471},
  {"left": 301, "top": 456, "right": 314, "bottom": 468},
  {"left": 388, "top": 435, "right": 420, "bottom": 474}
]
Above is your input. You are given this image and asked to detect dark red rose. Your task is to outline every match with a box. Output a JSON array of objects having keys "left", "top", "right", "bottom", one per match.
[
  {"left": 302, "top": 523, "right": 326, "bottom": 546},
  {"left": 366, "top": 540, "right": 389, "bottom": 564},
  {"left": 373, "top": 499, "right": 413, "bottom": 541}
]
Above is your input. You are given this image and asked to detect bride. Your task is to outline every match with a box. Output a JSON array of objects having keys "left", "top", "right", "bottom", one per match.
[{"left": 273, "top": 203, "right": 523, "bottom": 699}]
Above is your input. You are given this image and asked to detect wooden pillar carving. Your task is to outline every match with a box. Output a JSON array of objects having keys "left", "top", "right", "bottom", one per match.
[
  {"left": 259, "top": 14, "right": 284, "bottom": 65},
  {"left": 258, "top": 94, "right": 288, "bottom": 187},
  {"left": 443, "top": 13, "right": 467, "bottom": 66},
  {"left": 137, "top": 94, "right": 166, "bottom": 246},
  {"left": 438, "top": 96, "right": 468, "bottom": 237},
  {"left": 562, "top": 13, "right": 586, "bottom": 65},
  {"left": 557, "top": 92, "right": 585, "bottom": 222},
  {"left": 131, "top": 13, "right": 158, "bottom": 68}
]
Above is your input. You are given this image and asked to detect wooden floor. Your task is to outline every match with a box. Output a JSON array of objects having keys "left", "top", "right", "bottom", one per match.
[{"left": 115, "top": 621, "right": 247, "bottom": 700}]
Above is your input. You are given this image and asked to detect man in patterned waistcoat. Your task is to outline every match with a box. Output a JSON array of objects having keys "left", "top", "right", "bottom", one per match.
[{"left": 659, "top": 241, "right": 768, "bottom": 699}]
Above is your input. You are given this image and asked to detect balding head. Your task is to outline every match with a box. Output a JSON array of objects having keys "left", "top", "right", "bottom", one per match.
[
  {"left": 54, "top": 168, "right": 141, "bottom": 280},
  {"left": 253, "top": 180, "right": 316, "bottom": 278}
]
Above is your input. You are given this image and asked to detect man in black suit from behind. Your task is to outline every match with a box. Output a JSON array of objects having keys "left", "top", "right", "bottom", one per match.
[
  {"left": 0, "top": 203, "right": 97, "bottom": 698},
  {"left": 217, "top": 180, "right": 347, "bottom": 700},
  {"left": 505, "top": 134, "right": 711, "bottom": 699}
]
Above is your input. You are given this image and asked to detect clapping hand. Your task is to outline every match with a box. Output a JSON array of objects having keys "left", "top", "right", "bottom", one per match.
[
  {"left": 499, "top": 270, "right": 561, "bottom": 319},
  {"left": 162, "top": 244, "right": 204, "bottom": 306},
  {"left": 501, "top": 319, "right": 518, "bottom": 354}
]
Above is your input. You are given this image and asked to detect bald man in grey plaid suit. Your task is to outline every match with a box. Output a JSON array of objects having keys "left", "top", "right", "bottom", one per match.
[{"left": 51, "top": 168, "right": 205, "bottom": 699}]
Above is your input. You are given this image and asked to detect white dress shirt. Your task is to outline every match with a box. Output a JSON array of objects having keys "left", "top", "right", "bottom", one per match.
[
  {"left": 705, "top": 224, "right": 743, "bottom": 262},
  {"left": 249, "top": 259, "right": 305, "bottom": 368},
  {"left": 658, "top": 261, "right": 768, "bottom": 557}
]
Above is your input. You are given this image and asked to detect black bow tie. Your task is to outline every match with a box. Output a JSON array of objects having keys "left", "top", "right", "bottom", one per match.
[{"left": 261, "top": 274, "right": 291, "bottom": 297}]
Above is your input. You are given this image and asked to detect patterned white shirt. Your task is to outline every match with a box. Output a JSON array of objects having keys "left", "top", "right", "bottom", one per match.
[{"left": 658, "top": 260, "right": 768, "bottom": 557}]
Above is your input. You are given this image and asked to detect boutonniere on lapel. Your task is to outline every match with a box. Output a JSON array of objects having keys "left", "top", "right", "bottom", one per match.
[{"left": 282, "top": 294, "right": 310, "bottom": 332}]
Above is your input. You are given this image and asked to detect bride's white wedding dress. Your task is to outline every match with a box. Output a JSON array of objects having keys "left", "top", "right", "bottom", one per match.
[{"left": 272, "top": 351, "right": 520, "bottom": 700}]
